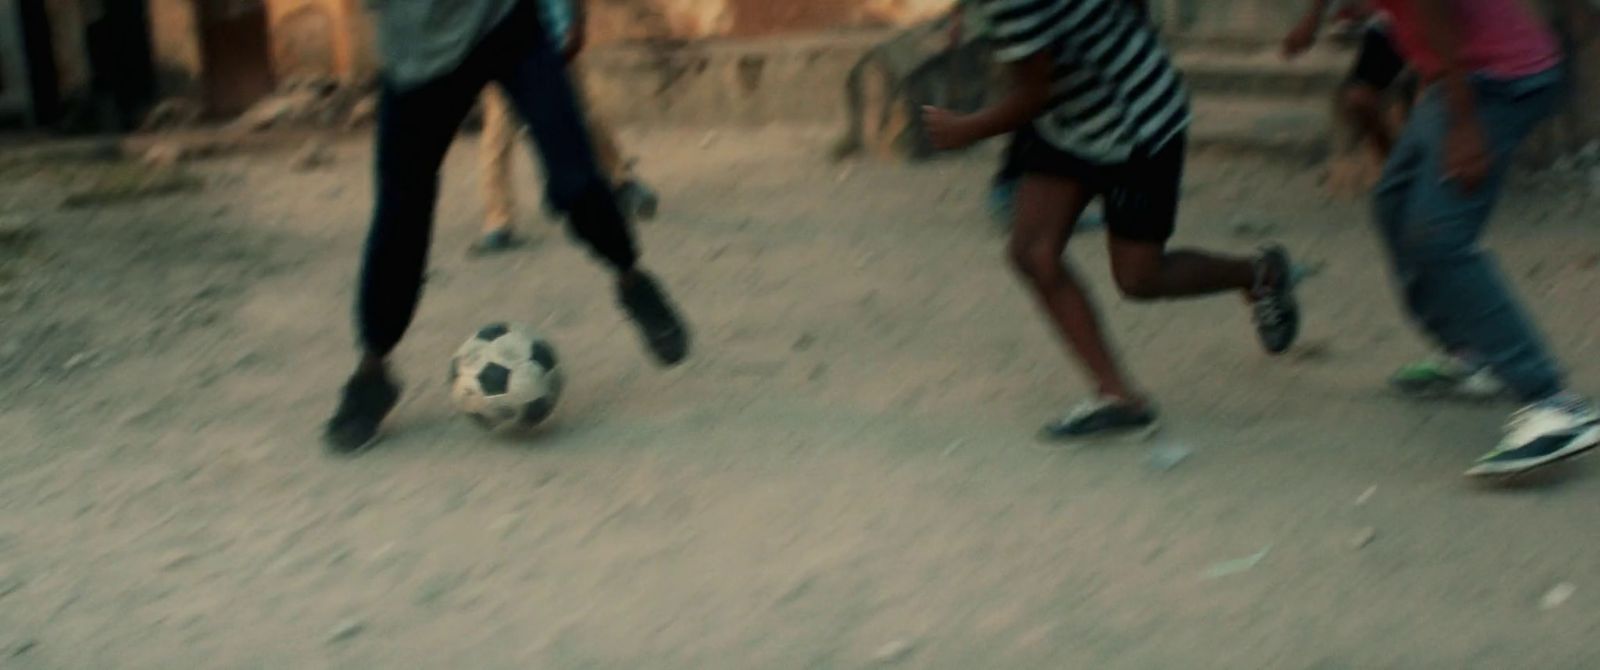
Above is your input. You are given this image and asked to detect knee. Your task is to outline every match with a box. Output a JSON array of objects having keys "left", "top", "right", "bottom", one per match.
[
  {"left": 1112, "top": 267, "right": 1162, "bottom": 302},
  {"left": 1007, "top": 239, "right": 1059, "bottom": 283}
]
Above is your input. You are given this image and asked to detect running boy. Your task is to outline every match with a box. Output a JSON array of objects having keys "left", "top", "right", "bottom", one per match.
[
  {"left": 1364, "top": 0, "right": 1598, "bottom": 476},
  {"left": 922, "top": 0, "right": 1302, "bottom": 441},
  {"left": 474, "top": 0, "right": 659, "bottom": 253},
  {"left": 325, "top": 0, "right": 690, "bottom": 453}
]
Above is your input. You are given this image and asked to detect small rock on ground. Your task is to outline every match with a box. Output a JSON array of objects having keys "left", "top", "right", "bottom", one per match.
[
  {"left": 872, "top": 638, "right": 918, "bottom": 665},
  {"left": 327, "top": 618, "right": 367, "bottom": 644}
]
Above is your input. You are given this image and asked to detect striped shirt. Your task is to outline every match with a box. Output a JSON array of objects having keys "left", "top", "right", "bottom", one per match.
[{"left": 980, "top": 0, "right": 1191, "bottom": 163}]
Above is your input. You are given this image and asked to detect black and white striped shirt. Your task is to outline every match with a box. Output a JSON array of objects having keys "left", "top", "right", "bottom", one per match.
[{"left": 981, "top": 0, "right": 1191, "bottom": 163}]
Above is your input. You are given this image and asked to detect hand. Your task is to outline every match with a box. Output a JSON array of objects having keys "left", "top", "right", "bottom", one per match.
[
  {"left": 561, "top": 25, "right": 587, "bottom": 62},
  {"left": 1444, "top": 119, "right": 1490, "bottom": 192},
  {"left": 922, "top": 106, "right": 979, "bottom": 151},
  {"left": 1282, "top": 16, "right": 1318, "bottom": 59}
]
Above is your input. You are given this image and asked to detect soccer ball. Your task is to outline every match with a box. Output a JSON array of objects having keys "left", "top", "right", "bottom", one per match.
[{"left": 449, "top": 322, "right": 564, "bottom": 433}]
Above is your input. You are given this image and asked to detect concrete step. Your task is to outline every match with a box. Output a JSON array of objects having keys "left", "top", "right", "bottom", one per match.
[
  {"left": 1173, "top": 45, "right": 1351, "bottom": 101},
  {"left": 1188, "top": 95, "right": 1330, "bottom": 161}
]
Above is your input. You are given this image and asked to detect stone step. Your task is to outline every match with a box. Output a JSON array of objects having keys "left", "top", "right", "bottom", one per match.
[
  {"left": 1188, "top": 95, "right": 1330, "bottom": 160},
  {"left": 1173, "top": 45, "right": 1352, "bottom": 101}
]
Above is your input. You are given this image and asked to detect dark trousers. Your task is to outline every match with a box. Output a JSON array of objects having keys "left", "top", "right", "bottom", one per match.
[{"left": 357, "top": 1, "right": 637, "bottom": 357}]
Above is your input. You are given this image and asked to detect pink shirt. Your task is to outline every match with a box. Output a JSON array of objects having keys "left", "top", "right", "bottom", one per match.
[{"left": 1376, "top": 0, "right": 1561, "bottom": 80}]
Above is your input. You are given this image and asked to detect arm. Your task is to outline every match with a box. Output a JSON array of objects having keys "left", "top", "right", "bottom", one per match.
[
  {"left": 1411, "top": 0, "right": 1490, "bottom": 190},
  {"left": 1283, "top": 0, "right": 1330, "bottom": 58},
  {"left": 923, "top": 51, "right": 1053, "bottom": 150}
]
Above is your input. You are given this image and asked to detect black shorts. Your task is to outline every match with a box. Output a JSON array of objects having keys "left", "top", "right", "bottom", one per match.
[
  {"left": 1346, "top": 24, "right": 1406, "bottom": 91},
  {"left": 1003, "top": 125, "right": 1185, "bottom": 244}
]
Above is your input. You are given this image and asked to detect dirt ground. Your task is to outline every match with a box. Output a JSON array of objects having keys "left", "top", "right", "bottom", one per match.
[{"left": 1, "top": 126, "right": 1599, "bottom": 669}]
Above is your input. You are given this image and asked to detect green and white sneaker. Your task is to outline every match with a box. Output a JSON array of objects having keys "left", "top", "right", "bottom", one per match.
[
  {"left": 1389, "top": 356, "right": 1508, "bottom": 401},
  {"left": 1039, "top": 398, "right": 1159, "bottom": 444},
  {"left": 1466, "top": 393, "right": 1600, "bottom": 478}
]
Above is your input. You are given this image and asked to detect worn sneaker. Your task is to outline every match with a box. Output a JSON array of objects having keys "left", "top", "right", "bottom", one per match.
[
  {"left": 1465, "top": 393, "right": 1600, "bottom": 478},
  {"left": 618, "top": 271, "right": 690, "bottom": 366},
  {"left": 468, "top": 227, "right": 523, "bottom": 256},
  {"left": 324, "top": 366, "right": 401, "bottom": 455},
  {"left": 615, "top": 180, "right": 661, "bottom": 221},
  {"left": 1251, "top": 244, "right": 1301, "bottom": 355},
  {"left": 1039, "top": 398, "right": 1160, "bottom": 444},
  {"left": 1390, "top": 356, "right": 1509, "bottom": 401}
]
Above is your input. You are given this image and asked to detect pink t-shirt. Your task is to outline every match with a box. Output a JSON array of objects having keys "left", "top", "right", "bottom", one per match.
[{"left": 1376, "top": 0, "right": 1561, "bottom": 80}]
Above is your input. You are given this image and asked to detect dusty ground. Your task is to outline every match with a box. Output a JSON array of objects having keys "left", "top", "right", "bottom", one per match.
[{"left": 1, "top": 126, "right": 1598, "bottom": 669}]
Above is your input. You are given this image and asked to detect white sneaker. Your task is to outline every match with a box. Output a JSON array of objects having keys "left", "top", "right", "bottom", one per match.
[{"left": 1465, "top": 393, "right": 1600, "bottom": 478}]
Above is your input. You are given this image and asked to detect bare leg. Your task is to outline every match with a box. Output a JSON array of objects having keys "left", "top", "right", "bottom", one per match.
[
  {"left": 568, "top": 61, "right": 630, "bottom": 184},
  {"left": 1106, "top": 241, "right": 1257, "bottom": 301},
  {"left": 1009, "top": 175, "right": 1143, "bottom": 404},
  {"left": 479, "top": 86, "right": 517, "bottom": 235}
]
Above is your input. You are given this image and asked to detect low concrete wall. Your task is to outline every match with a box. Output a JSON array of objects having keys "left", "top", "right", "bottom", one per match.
[{"left": 581, "top": 30, "right": 888, "bottom": 128}]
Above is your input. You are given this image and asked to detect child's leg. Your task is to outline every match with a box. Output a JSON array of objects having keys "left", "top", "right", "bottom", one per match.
[
  {"left": 493, "top": 45, "right": 635, "bottom": 271},
  {"left": 568, "top": 61, "right": 630, "bottom": 184},
  {"left": 479, "top": 87, "right": 518, "bottom": 236},
  {"left": 1106, "top": 242, "right": 1255, "bottom": 301},
  {"left": 1101, "top": 136, "right": 1300, "bottom": 354},
  {"left": 327, "top": 68, "right": 487, "bottom": 453},
  {"left": 358, "top": 80, "right": 485, "bottom": 360},
  {"left": 490, "top": 31, "right": 689, "bottom": 365},
  {"left": 1008, "top": 174, "right": 1141, "bottom": 403}
]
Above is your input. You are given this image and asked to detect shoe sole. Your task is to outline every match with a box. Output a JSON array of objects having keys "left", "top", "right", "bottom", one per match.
[
  {"left": 1464, "top": 424, "right": 1600, "bottom": 479},
  {"left": 1036, "top": 422, "right": 1161, "bottom": 448}
]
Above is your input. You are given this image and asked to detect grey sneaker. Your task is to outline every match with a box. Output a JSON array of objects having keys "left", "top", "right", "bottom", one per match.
[
  {"left": 1251, "top": 245, "right": 1300, "bottom": 355},
  {"left": 1039, "top": 398, "right": 1160, "bottom": 444},
  {"left": 1466, "top": 393, "right": 1600, "bottom": 478}
]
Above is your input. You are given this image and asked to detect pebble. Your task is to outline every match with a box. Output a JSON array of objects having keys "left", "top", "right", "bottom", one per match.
[
  {"left": 1540, "top": 583, "right": 1576, "bottom": 611},
  {"left": 872, "top": 638, "right": 918, "bottom": 665},
  {"left": 327, "top": 618, "right": 366, "bottom": 644},
  {"left": 62, "top": 352, "right": 94, "bottom": 371},
  {"left": 1145, "top": 444, "right": 1193, "bottom": 472},
  {"left": 1203, "top": 545, "right": 1272, "bottom": 580}
]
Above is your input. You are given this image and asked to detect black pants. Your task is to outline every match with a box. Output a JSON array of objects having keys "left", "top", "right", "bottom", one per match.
[{"left": 358, "top": 0, "right": 637, "bottom": 357}]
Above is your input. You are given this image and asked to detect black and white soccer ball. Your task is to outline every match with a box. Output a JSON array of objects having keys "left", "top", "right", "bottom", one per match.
[{"left": 449, "top": 323, "right": 564, "bottom": 433}]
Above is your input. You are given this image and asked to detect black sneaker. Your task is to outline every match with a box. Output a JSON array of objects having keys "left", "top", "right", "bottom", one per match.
[
  {"left": 324, "top": 366, "right": 401, "bottom": 455},
  {"left": 1251, "top": 244, "right": 1301, "bottom": 355},
  {"left": 1039, "top": 398, "right": 1160, "bottom": 444},
  {"left": 618, "top": 271, "right": 690, "bottom": 366}
]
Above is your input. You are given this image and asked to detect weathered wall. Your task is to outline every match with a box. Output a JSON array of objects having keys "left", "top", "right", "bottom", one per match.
[
  {"left": 584, "top": 0, "right": 949, "bottom": 43},
  {"left": 265, "top": 0, "right": 368, "bottom": 80}
]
